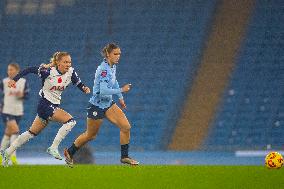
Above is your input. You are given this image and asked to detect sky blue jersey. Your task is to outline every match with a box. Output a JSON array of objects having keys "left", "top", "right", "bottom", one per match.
[{"left": 89, "top": 59, "right": 123, "bottom": 109}]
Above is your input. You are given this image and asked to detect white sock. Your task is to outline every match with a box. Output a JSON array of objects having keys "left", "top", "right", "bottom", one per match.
[
  {"left": 6, "top": 131, "right": 34, "bottom": 156},
  {"left": 50, "top": 119, "right": 76, "bottom": 150},
  {"left": 10, "top": 134, "right": 18, "bottom": 157},
  {"left": 0, "top": 135, "right": 10, "bottom": 151}
]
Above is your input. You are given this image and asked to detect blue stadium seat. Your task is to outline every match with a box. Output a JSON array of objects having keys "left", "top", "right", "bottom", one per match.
[
  {"left": 204, "top": 0, "right": 284, "bottom": 150},
  {"left": 0, "top": 0, "right": 217, "bottom": 151}
]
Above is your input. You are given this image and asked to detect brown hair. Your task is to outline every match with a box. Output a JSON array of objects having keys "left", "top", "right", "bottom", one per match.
[
  {"left": 50, "top": 51, "right": 70, "bottom": 67},
  {"left": 101, "top": 43, "right": 120, "bottom": 58},
  {"left": 8, "top": 63, "right": 20, "bottom": 71}
]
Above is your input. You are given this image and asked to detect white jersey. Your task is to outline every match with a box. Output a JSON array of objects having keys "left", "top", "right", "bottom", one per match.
[
  {"left": 39, "top": 67, "right": 80, "bottom": 104},
  {"left": 1, "top": 77, "right": 28, "bottom": 116},
  {"left": 13, "top": 65, "right": 84, "bottom": 105}
]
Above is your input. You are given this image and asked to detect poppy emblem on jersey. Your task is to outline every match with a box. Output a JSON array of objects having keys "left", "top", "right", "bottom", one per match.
[
  {"left": 58, "top": 77, "right": 62, "bottom": 83},
  {"left": 101, "top": 70, "right": 107, "bottom": 77}
]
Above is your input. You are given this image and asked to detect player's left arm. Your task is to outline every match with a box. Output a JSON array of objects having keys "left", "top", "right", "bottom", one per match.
[
  {"left": 71, "top": 70, "right": 90, "bottom": 94},
  {"left": 114, "top": 80, "right": 127, "bottom": 109},
  {"left": 114, "top": 80, "right": 124, "bottom": 100}
]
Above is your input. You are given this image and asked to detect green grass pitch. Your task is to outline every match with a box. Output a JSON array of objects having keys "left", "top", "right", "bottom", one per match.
[{"left": 0, "top": 165, "right": 283, "bottom": 189}]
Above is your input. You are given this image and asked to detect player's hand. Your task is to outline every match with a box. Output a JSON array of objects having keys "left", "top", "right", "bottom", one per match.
[
  {"left": 41, "top": 63, "right": 55, "bottom": 69},
  {"left": 121, "top": 84, "right": 132, "bottom": 93},
  {"left": 8, "top": 80, "right": 16, "bottom": 88},
  {"left": 83, "top": 86, "right": 91, "bottom": 94},
  {"left": 119, "top": 99, "right": 127, "bottom": 109}
]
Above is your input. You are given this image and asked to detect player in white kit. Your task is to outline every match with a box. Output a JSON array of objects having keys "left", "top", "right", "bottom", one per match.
[
  {"left": 1, "top": 52, "right": 90, "bottom": 167},
  {"left": 0, "top": 63, "right": 29, "bottom": 165}
]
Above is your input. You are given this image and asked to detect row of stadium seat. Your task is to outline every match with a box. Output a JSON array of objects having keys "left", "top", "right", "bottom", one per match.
[
  {"left": 204, "top": 0, "right": 284, "bottom": 150},
  {"left": 0, "top": 0, "right": 217, "bottom": 151}
]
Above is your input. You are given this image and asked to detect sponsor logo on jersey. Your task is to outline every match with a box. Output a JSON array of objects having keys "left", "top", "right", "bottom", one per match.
[{"left": 49, "top": 86, "right": 65, "bottom": 91}]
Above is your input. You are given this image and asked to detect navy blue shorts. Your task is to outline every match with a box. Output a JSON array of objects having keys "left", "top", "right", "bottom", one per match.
[
  {"left": 87, "top": 102, "right": 115, "bottom": 120},
  {"left": 37, "top": 98, "right": 59, "bottom": 121},
  {"left": 2, "top": 113, "right": 22, "bottom": 125}
]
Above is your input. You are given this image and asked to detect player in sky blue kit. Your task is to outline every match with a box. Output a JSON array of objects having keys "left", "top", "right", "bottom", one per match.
[
  {"left": 64, "top": 43, "right": 139, "bottom": 166},
  {"left": 0, "top": 63, "right": 29, "bottom": 165},
  {"left": 1, "top": 52, "right": 90, "bottom": 167}
]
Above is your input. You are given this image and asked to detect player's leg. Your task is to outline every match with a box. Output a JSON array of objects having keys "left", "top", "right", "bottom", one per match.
[
  {"left": 6, "top": 119, "right": 20, "bottom": 165},
  {"left": 0, "top": 132, "right": 10, "bottom": 152},
  {"left": 2, "top": 116, "right": 47, "bottom": 166},
  {"left": 64, "top": 103, "right": 104, "bottom": 166},
  {"left": 64, "top": 118, "right": 102, "bottom": 166},
  {"left": 0, "top": 116, "right": 10, "bottom": 164},
  {"left": 1, "top": 124, "right": 10, "bottom": 152},
  {"left": 105, "top": 104, "right": 139, "bottom": 165},
  {"left": 47, "top": 108, "right": 76, "bottom": 160},
  {"left": 74, "top": 118, "right": 102, "bottom": 148},
  {"left": 0, "top": 132, "right": 10, "bottom": 164},
  {"left": 0, "top": 114, "right": 12, "bottom": 152}
]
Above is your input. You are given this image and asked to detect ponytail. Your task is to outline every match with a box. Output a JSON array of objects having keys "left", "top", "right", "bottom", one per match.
[
  {"left": 43, "top": 51, "right": 70, "bottom": 68},
  {"left": 101, "top": 43, "right": 120, "bottom": 58}
]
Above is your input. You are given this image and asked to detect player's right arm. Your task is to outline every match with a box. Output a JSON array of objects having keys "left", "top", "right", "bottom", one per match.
[{"left": 8, "top": 66, "right": 50, "bottom": 88}]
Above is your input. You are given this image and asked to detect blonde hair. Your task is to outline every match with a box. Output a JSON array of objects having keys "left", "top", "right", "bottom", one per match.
[
  {"left": 50, "top": 51, "right": 70, "bottom": 66},
  {"left": 43, "top": 51, "right": 70, "bottom": 68},
  {"left": 101, "top": 43, "right": 120, "bottom": 58},
  {"left": 8, "top": 63, "right": 20, "bottom": 71}
]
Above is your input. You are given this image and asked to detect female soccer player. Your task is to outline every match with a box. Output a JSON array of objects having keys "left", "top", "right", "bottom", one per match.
[
  {"left": 64, "top": 43, "right": 139, "bottom": 166},
  {"left": 1, "top": 52, "right": 90, "bottom": 166},
  {"left": 0, "top": 63, "right": 29, "bottom": 165}
]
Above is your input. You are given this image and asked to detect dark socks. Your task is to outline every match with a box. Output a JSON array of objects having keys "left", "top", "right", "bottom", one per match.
[
  {"left": 67, "top": 143, "right": 79, "bottom": 158},
  {"left": 121, "top": 143, "right": 129, "bottom": 159}
]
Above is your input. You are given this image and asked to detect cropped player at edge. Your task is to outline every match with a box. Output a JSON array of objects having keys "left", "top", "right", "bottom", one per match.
[
  {"left": 1, "top": 52, "right": 90, "bottom": 167},
  {"left": 0, "top": 63, "right": 29, "bottom": 165},
  {"left": 64, "top": 43, "right": 139, "bottom": 166}
]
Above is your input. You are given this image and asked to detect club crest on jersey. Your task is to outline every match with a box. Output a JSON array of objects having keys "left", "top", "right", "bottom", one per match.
[
  {"left": 93, "top": 111, "right": 98, "bottom": 117},
  {"left": 101, "top": 70, "right": 107, "bottom": 77},
  {"left": 58, "top": 77, "right": 62, "bottom": 83},
  {"left": 50, "top": 86, "right": 65, "bottom": 91}
]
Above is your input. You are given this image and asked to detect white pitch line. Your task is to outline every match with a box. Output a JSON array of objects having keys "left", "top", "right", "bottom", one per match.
[{"left": 235, "top": 150, "right": 284, "bottom": 157}]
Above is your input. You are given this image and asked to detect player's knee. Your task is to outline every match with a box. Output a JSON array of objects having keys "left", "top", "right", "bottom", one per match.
[
  {"left": 121, "top": 123, "right": 131, "bottom": 132},
  {"left": 11, "top": 131, "right": 19, "bottom": 136},
  {"left": 11, "top": 127, "right": 19, "bottom": 134},
  {"left": 28, "top": 130, "right": 38, "bottom": 137},
  {"left": 4, "top": 129, "right": 12, "bottom": 136},
  {"left": 64, "top": 118, "right": 76, "bottom": 131}
]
